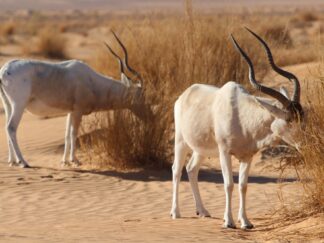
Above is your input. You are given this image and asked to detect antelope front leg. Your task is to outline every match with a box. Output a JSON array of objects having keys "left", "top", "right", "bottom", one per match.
[
  {"left": 219, "top": 148, "right": 235, "bottom": 228},
  {"left": 238, "top": 161, "right": 254, "bottom": 229}
]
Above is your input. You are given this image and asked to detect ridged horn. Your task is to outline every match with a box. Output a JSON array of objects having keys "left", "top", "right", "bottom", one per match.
[
  {"left": 104, "top": 42, "right": 124, "bottom": 74},
  {"left": 230, "top": 34, "right": 291, "bottom": 108},
  {"left": 244, "top": 27, "right": 301, "bottom": 103},
  {"left": 111, "top": 30, "right": 143, "bottom": 87}
]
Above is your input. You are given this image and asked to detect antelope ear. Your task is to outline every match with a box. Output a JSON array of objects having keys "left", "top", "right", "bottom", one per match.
[
  {"left": 279, "top": 86, "right": 290, "bottom": 99},
  {"left": 254, "top": 97, "right": 288, "bottom": 120},
  {"left": 121, "top": 73, "right": 132, "bottom": 88}
]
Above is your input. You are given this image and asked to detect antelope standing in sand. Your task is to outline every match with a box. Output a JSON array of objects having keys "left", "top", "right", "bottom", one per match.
[
  {"left": 170, "top": 28, "right": 304, "bottom": 229},
  {"left": 0, "top": 31, "right": 147, "bottom": 168}
]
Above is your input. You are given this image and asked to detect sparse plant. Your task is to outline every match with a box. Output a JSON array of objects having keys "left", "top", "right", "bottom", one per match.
[
  {"left": 277, "top": 41, "right": 324, "bottom": 215},
  {"left": 0, "top": 21, "right": 15, "bottom": 36},
  {"left": 259, "top": 24, "right": 293, "bottom": 47},
  {"left": 290, "top": 66, "right": 324, "bottom": 214},
  {"left": 37, "top": 28, "right": 67, "bottom": 59},
  {"left": 297, "top": 12, "right": 319, "bottom": 23}
]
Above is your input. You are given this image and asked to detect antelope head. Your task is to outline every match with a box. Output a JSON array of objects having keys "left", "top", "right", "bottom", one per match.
[
  {"left": 105, "top": 31, "right": 153, "bottom": 122},
  {"left": 231, "top": 28, "right": 304, "bottom": 148}
]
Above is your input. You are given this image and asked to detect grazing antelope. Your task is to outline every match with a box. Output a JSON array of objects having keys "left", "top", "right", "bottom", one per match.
[
  {"left": 170, "top": 28, "right": 304, "bottom": 229},
  {"left": 0, "top": 31, "right": 148, "bottom": 168}
]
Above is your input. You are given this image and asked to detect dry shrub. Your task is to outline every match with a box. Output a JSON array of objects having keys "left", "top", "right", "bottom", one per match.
[
  {"left": 0, "top": 21, "right": 15, "bottom": 36},
  {"left": 290, "top": 12, "right": 319, "bottom": 29},
  {"left": 0, "top": 21, "right": 16, "bottom": 45},
  {"left": 259, "top": 24, "right": 293, "bottom": 48},
  {"left": 258, "top": 21, "right": 318, "bottom": 66},
  {"left": 80, "top": 9, "right": 269, "bottom": 169},
  {"left": 37, "top": 28, "right": 67, "bottom": 59},
  {"left": 80, "top": 104, "right": 173, "bottom": 169},
  {"left": 274, "top": 47, "right": 317, "bottom": 67},
  {"left": 296, "top": 12, "right": 319, "bottom": 23},
  {"left": 296, "top": 67, "right": 324, "bottom": 213},
  {"left": 280, "top": 50, "right": 324, "bottom": 215}
]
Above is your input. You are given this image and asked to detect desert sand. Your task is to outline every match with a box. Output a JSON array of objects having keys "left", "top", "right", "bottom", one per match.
[
  {"left": 0, "top": 1, "right": 323, "bottom": 240},
  {"left": 0, "top": 57, "right": 322, "bottom": 242}
]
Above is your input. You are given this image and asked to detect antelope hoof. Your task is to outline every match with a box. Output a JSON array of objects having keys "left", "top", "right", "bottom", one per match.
[
  {"left": 71, "top": 159, "right": 81, "bottom": 167},
  {"left": 238, "top": 218, "right": 254, "bottom": 229},
  {"left": 170, "top": 209, "right": 181, "bottom": 219},
  {"left": 61, "top": 161, "right": 71, "bottom": 167},
  {"left": 241, "top": 224, "right": 254, "bottom": 230},
  {"left": 223, "top": 223, "right": 237, "bottom": 229},
  {"left": 19, "top": 161, "right": 30, "bottom": 168},
  {"left": 9, "top": 161, "right": 18, "bottom": 167},
  {"left": 196, "top": 209, "right": 211, "bottom": 218}
]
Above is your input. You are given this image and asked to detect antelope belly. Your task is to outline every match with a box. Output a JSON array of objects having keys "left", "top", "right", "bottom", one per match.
[{"left": 26, "top": 99, "right": 69, "bottom": 117}]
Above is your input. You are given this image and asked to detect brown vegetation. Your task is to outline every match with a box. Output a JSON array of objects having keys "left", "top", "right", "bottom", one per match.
[
  {"left": 294, "top": 11, "right": 319, "bottom": 23},
  {"left": 36, "top": 28, "right": 67, "bottom": 59},
  {"left": 274, "top": 34, "right": 324, "bottom": 216},
  {"left": 259, "top": 24, "right": 292, "bottom": 47},
  {"left": 287, "top": 61, "right": 324, "bottom": 215},
  {"left": 0, "top": 21, "right": 15, "bottom": 37}
]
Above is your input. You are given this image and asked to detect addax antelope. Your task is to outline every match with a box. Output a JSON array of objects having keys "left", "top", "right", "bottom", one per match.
[
  {"left": 0, "top": 31, "right": 148, "bottom": 168},
  {"left": 170, "top": 28, "right": 304, "bottom": 229}
]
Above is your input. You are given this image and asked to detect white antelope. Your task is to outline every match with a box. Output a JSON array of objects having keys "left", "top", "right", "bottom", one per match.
[
  {"left": 0, "top": 31, "right": 148, "bottom": 168},
  {"left": 170, "top": 28, "right": 304, "bottom": 229}
]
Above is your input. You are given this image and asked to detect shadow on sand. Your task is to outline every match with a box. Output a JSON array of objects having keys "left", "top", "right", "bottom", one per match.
[{"left": 29, "top": 165, "right": 297, "bottom": 184}]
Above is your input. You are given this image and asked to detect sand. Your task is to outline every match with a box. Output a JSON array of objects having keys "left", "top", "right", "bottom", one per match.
[{"left": 0, "top": 9, "right": 323, "bottom": 239}]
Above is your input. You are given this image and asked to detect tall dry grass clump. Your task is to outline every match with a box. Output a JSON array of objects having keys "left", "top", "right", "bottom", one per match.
[
  {"left": 259, "top": 24, "right": 292, "bottom": 48},
  {"left": 37, "top": 28, "right": 67, "bottom": 59},
  {"left": 0, "top": 21, "right": 15, "bottom": 37},
  {"left": 295, "top": 64, "right": 324, "bottom": 214},
  {"left": 280, "top": 42, "right": 324, "bottom": 215},
  {"left": 294, "top": 11, "right": 319, "bottom": 23},
  {"left": 80, "top": 9, "right": 270, "bottom": 169},
  {"left": 0, "top": 21, "right": 16, "bottom": 44}
]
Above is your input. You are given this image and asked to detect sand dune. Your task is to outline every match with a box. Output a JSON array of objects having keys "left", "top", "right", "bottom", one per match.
[{"left": 0, "top": 154, "right": 303, "bottom": 242}]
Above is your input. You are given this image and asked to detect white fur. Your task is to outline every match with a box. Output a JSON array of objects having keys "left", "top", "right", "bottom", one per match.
[
  {"left": 0, "top": 59, "right": 143, "bottom": 167},
  {"left": 170, "top": 82, "right": 297, "bottom": 229}
]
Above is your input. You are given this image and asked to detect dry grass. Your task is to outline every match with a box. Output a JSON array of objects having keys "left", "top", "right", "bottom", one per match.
[
  {"left": 294, "top": 12, "right": 319, "bottom": 23},
  {"left": 0, "top": 21, "right": 15, "bottom": 37},
  {"left": 274, "top": 47, "right": 317, "bottom": 67},
  {"left": 278, "top": 45, "right": 324, "bottom": 216},
  {"left": 296, "top": 63, "right": 324, "bottom": 214},
  {"left": 36, "top": 28, "right": 67, "bottom": 59},
  {"left": 0, "top": 21, "right": 16, "bottom": 44},
  {"left": 259, "top": 24, "right": 293, "bottom": 48}
]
